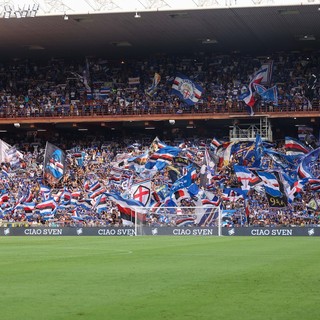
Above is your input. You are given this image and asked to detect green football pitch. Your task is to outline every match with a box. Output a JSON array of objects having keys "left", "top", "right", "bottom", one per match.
[{"left": 0, "top": 236, "right": 319, "bottom": 320}]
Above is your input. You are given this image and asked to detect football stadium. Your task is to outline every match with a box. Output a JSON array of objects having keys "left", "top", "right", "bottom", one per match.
[{"left": 0, "top": 0, "right": 320, "bottom": 319}]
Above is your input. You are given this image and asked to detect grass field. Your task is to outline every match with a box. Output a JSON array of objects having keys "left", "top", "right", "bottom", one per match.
[{"left": 0, "top": 236, "right": 319, "bottom": 320}]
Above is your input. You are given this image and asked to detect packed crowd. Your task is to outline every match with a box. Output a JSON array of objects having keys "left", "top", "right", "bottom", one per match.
[
  {"left": 0, "top": 50, "right": 319, "bottom": 118},
  {"left": 0, "top": 132, "right": 319, "bottom": 228},
  {"left": 0, "top": 50, "right": 319, "bottom": 228}
]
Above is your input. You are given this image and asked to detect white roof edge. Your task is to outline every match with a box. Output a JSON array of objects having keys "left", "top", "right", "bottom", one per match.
[{"left": 0, "top": 0, "right": 319, "bottom": 17}]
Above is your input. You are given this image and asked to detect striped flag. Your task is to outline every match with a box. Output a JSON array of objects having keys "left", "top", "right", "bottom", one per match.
[
  {"left": 128, "top": 77, "right": 140, "bottom": 85},
  {"left": 36, "top": 198, "right": 57, "bottom": 215},
  {"left": 233, "top": 165, "right": 253, "bottom": 190},
  {"left": 297, "top": 147, "right": 320, "bottom": 179},
  {"left": 105, "top": 192, "right": 147, "bottom": 224},
  {"left": 284, "top": 137, "right": 310, "bottom": 155},
  {"left": 171, "top": 74, "right": 203, "bottom": 105},
  {"left": 243, "top": 66, "right": 268, "bottom": 115}
]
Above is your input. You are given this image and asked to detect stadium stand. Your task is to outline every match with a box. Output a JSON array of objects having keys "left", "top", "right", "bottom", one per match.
[{"left": 0, "top": 1, "right": 319, "bottom": 229}]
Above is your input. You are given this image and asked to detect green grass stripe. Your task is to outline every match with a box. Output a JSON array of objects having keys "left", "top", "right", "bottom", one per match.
[{"left": 0, "top": 236, "right": 319, "bottom": 320}]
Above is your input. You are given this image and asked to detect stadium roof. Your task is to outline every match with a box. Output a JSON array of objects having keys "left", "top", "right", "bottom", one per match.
[{"left": 0, "top": 1, "right": 319, "bottom": 60}]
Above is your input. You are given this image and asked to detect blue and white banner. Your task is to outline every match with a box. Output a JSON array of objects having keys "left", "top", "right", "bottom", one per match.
[
  {"left": 43, "top": 142, "right": 66, "bottom": 185},
  {"left": 256, "top": 61, "right": 273, "bottom": 85},
  {"left": 171, "top": 74, "right": 203, "bottom": 105}
]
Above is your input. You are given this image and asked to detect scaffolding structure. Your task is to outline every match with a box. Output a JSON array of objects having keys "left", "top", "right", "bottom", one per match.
[{"left": 229, "top": 117, "right": 273, "bottom": 142}]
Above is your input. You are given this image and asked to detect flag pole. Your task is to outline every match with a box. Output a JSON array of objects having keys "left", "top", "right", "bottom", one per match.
[
  {"left": 218, "top": 205, "right": 221, "bottom": 237},
  {"left": 43, "top": 141, "right": 48, "bottom": 184}
]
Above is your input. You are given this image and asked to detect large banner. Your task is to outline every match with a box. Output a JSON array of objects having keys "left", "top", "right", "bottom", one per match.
[
  {"left": 222, "top": 227, "right": 319, "bottom": 236},
  {"left": 43, "top": 142, "right": 66, "bottom": 185},
  {"left": 171, "top": 74, "right": 203, "bottom": 105},
  {"left": 1, "top": 227, "right": 320, "bottom": 236}
]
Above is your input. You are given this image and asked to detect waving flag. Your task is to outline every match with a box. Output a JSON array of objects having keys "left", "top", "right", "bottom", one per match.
[
  {"left": 287, "top": 178, "right": 308, "bottom": 202},
  {"left": 210, "top": 138, "right": 222, "bottom": 151},
  {"left": 70, "top": 208, "right": 85, "bottom": 221},
  {"left": 171, "top": 74, "right": 203, "bottom": 105},
  {"left": 172, "top": 188, "right": 190, "bottom": 204},
  {"left": 201, "top": 196, "right": 221, "bottom": 208},
  {"left": 105, "top": 192, "right": 147, "bottom": 224},
  {"left": 44, "top": 142, "right": 66, "bottom": 185},
  {"left": 243, "top": 66, "right": 269, "bottom": 115},
  {"left": 0, "top": 139, "right": 23, "bottom": 163},
  {"left": 145, "top": 145, "right": 181, "bottom": 170},
  {"left": 297, "top": 147, "right": 320, "bottom": 179},
  {"left": 70, "top": 72, "right": 91, "bottom": 92},
  {"left": 72, "top": 151, "right": 86, "bottom": 167},
  {"left": 256, "top": 171, "right": 279, "bottom": 188},
  {"left": 170, "top": 165, "right": 197, "bottom": 196},
  {"left": 233, "top": 165, "right": 253, "bottom": 190},
  {"left": 36, "top": 198, "right": 57, "bottom": 215},
  {"left": 0, "top": 193, "right": 9, "bottom": 204},
  {"left": 146, "top": 73, "right": 161, "bottom": 96},
  {"left": 264, "top": 184, "right": 287, "bottom": 207},
  {"left": 284, "top": 137, "right": 310, "bottom": 155},
  {"left": 308, "top": 179, "right": 320, "bottom": 191},
  {"left": 130, "top": 180, "right": 151, "bottom": 207},
  {"left": 255, "top": 61, "right": 273, "bottom": 85},
  {"left": 93, "top": 194, "right": 108, "bottom": 213},
  {"left": 305, "top": 74, "right": 317, "bottom": 101},
  {"left": 5, "top": 146, "right": 21, "bottom": 167},
  {"left": 256, "top": 171, "right": 288, "bottom": 207},
  {"left": 222, "top": 188, "right": 245, "bottom": 202},
  {"left": 254, "top": 84, "right": 278, "bottom": 106},
  {"left": 89, "top": 186, "right": 106, "bottom": 199},
  {"left": 252, "top": 134, "right": 263, "bottom": 168},
  {"left": 175, "top": 217, "right": 195, "bottom": 227},
  {"left": 15, "top": 202, "right": 36, "bottom": 212},
  {"left": 128, "top": 151, "right": 149, "bottom": 166},
  {"left": 89, "top": 181, "right": 101, "bottom": 192},
  {"left": 150, "top": 146, "right": 181, "bottom": 162},
  {"left": 128, "top": 77, "right": 140, "bottom": 85},
  {"left": 253, "top": 83, "right": 266, "bottom": 96}
]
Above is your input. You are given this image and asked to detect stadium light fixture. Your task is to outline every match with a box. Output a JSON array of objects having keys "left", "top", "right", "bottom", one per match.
[
  {"left": 30, "top": 4, "right": 39, "bottom": 17},
  {"left": 3, "top": 5, "right": 12, "bottom": 18},
  {"left": 201, "top": 38, "right": 218, "bottom": 44},
  {"left": 64, "top": 14, "right": 69, "bottom": 20},
  {"left": 134, "top": 12, "right": 141, "bottom": 18},
  {"left": 14, "top": 10, "right": 22, "bottom": 18},
  {"left": 21, "top": 10, "right": 28, "bottom": 18},
  {"left": 298, "top": 34, "right": 316, "bottom": 41},
  {"left": 20, "top": 5, "right": 29, "bottom": 18},
  {"left": 3, "top": 4, "right": 39, "bottom": 19}
]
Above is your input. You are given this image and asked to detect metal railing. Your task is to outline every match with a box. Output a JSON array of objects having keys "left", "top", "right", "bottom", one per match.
[{"left": 0, "top": 100, "right": 319, "bottom": 120}]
